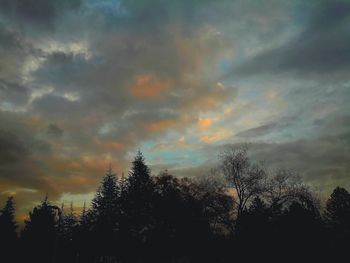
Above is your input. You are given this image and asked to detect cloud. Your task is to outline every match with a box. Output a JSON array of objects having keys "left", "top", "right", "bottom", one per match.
[
  {"left": 199, "top": 114, "right": 350, "bottom": 194},
  {"left": 0, "top": 0, "right": 348, "bottom": 219},
  {"left": 231, "top": 0, "right": 350, "bottom": 78},
  {"left": 144, "top": 119, "right": 184, "bottom": 133},
  {"left": 236, "top": 123, "right": 279, "bottom": 138},
  {"left": 0, "top": 130, "right": 28, "bottom": 164},
  {"left": 130, "top": 74, "right": 172, "bottom": 99},
  {"left": 46, "top": 124, "right": 64, "bottom": 138},
  {"left": 198, "top": 118, "right": 214, "bottom": 130},
  {"left": 235, "top": 116, "right": 296, "bottom": 138},
  {"left": 0, "top": 0, "right": 82, "bottom": 30},
  {"left": 200, "top": 129, "right": 231, "bottom": 144}
]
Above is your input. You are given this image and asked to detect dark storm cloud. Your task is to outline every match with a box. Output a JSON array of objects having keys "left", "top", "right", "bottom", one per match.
[
  {"left": 0, "top": 111, "right": 52, "bottom": 197},
  {"left": 232, "top": 0, "right": 350, "bottom": 77},
  {"left": 0, "top": 0, "right": 81, "bottom": 29},
  {"left": 236, "top": 122, "right": 281, "bottom": 138},
  {"left": 46, "top": 124, "right": 63, "bottom": 138},
  {"left": 0, "top": 111, "right": 51, "bottom": 157},
  {"left": 0, "top": 130, "right": 28, "bottom": 164}
]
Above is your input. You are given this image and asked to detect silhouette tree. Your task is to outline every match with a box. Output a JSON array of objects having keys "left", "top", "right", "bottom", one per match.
[
  {"left": 119, "top": 151, "right": 155, "bottom": 261},
  {"left": 90, "top": 166, "right": 120, "bottom": 261},
  {"left": 91, "top": 166, "right": 119, "bottom": 229},
  {"left": 324, "top": 186, "right": 350, "bottom": 227},
  {"left": 0, "top": 196, "right": 18, "bottom": 261},
  {"left": 234, "top": 196, "right": 270, "bottom": 260},
  {"left": 152, "top": 172, "right": 215, "bottom": 262},
  {"left": 6, "top": 149, "right": 349, "bottom": 262},
  {"left": 21, "top": 195, "right": 60, "bottom": 263},
  {"left": 195, "top": 175, "right": 235, "bottom": 234},
  {"left": 324, "top": 187, "right": 350, "bottom": 257},
  {"left": 219, "top": 147, "right": 266, "bottom": 219},
  {"left": 57, "top": 202, "right": 78, "bottom": 263},
  {"left": 75, "top": 201, "right": 94, "bottom": 263},
  {"left": 265, "top": 169, "right": 314, "bottom": 216},
  {"left": 279, "top": 198, "right": 323, "bottom": 261}
]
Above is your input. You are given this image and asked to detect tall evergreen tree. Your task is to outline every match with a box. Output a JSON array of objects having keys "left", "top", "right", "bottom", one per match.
[
  {"left": 91, "top": 166, "right": 119, "bottom": 231},
  {"left": 127, "top": 151, "right": 154, "bottom": 194},
  {"left": 79, "top": 201, "right": 89, "bottom": 229},
  {"left": 89, "top": 166, "right": 120, "bottom": 260},
  {"left": 75, "top": 201, "right": 93, "bottom": 263},
  {"left": 120, "top": 151, "right": 155, "bottom": 261},
  {"left": 125, "top": 150, "right": 154, "bottom": 220},
  {"left": 57, "top": 202, "right": 78, "bottom": 263},
  {"left": 0, "top": 196, "right": 18, "bottom": 258},
  {"left": 64, "top": 202, "right": 78, "bottom": 239}
]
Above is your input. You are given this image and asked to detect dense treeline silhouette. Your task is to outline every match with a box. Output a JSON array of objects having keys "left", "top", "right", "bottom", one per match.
[{"left": 0, "top": 149, "right": 350, "bottom": 262}]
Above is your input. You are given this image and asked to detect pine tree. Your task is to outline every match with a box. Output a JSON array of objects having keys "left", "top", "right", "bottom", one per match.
[
  {"left": 0, "top": 196, "right": 18, "bottom": 253},
  {"left": 56, "top": 202, "right": 78, "bottom": 263},
  {"left": 127, "top": 151, "right": 153, "bottom": 194},
  {"left": 88, "top": 166, "right": 120, "bottom": 260},
  {"left": 91, "top": 166, "right": 119, "bottom": 232},
  {"left": 62, "top": 202, "right": 78, "bottom": 242},
  {"left": 122, "top": 151, "right": 155, "bottom": 244},
  {"left": 80, "top": 201, "right": 89, "bottom": 228},
  {"left": 75, "top": 201, "right": 93, "bottom": 263}
]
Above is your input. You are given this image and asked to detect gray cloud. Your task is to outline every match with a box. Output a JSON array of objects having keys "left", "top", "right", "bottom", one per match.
[
  {"left": 46, "top": 124, "right": 63, "bottom": 138},
  {"left": 0, "top": 0, "right": 348, "bottom": 216},
  {"left": 0, "top": 0, "right": 81, "bottom": 30},
  {"left": 232, "top": 0, "right": 350, "bottom": 78},
  {"left": 0, "top": 130, "right": 28, "bottom": 164},
  {"left": 236, "top": 122, "right": 287, "bottom": 138},
  {"left": 198, "top": 114, "right": 350, "bottom": 195}
]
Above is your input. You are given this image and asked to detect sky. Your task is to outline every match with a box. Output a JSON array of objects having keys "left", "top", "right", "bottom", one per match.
[{"left": 0, "top": 0, "right": 349, "bottom": 219}]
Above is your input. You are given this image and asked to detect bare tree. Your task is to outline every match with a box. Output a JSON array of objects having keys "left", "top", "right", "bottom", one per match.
[
  {"left": 195, "top": 175, "right": 236, "bottom": 234},
  {"left": 219, "top": 147, "right": 266, "bottom": 219},
  {"left": 265, "top": 169, "right": 319, "bottom": 214}
]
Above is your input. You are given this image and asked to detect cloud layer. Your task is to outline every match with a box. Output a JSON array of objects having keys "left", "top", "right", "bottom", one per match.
[{"left": 0, "top": 0, "right": 349, "bottom": 218}]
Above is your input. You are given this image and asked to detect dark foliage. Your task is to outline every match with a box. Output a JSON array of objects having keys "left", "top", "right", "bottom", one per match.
[
  {"left": 0, "top": 149, "right": 349, "bottom": 262},
  {"left": 324, "top": 187, "right": 350, "bottom": 259},
  {"left": 20, "top": 195, "right": 60, "bottom": 263},
  {"left": 0, "top": 196, "right": 17, "bottom": 261}
]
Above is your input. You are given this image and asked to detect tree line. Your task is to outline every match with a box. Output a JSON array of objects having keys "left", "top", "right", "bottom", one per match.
[{"left": 0, "top": 148, "right": 349, "bottom": 263}]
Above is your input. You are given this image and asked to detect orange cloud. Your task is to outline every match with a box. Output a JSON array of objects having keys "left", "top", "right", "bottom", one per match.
[
  {"left": 82, "top": 155, "right": 112, "bottom": 172},
  {"left": 130, "top": 74, "right": 171, "bottom": 99},
  {"left": 183, "top": 83, "right": 236, "bottom": 112},
  {"left": 200, "top": 130, "right": 231, "bottom": 143},
  {"left": 144, "top": 119, "right": 179, "bottom": 133},
  {"left": 105, "top": 142, "right": 124, "bottom": 151},
  {"left": 95, "top": 139, "right": 125, "bottom": 151},
  {"left": 198, "top": 118, "right": 213, "bottom": 130}
]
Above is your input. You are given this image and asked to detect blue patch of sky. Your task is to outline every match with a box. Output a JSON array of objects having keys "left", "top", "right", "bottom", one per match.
[
  {"left": 84, "top": 0, "right": 127, "bottom": 17},
  {"left": 141, "top": 140, "right": 205, "bottom": 168}
]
